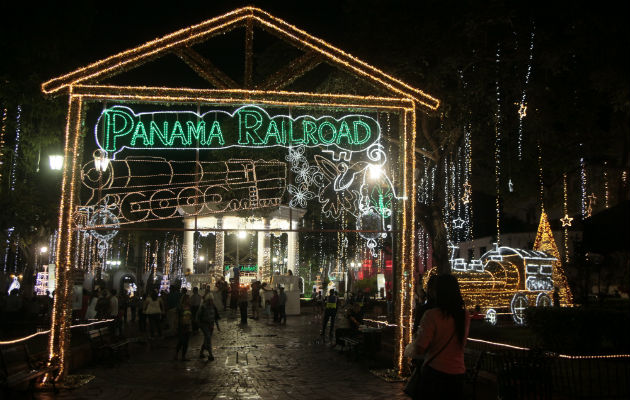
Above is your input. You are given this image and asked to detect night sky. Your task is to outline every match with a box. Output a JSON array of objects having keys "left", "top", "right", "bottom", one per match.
[{"left": 1, "top": 0, "right": 629, "bottom": 236}]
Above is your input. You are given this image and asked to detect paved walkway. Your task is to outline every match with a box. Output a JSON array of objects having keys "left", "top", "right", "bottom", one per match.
[{"left": 37, "top": 310, "right": 408, "bottom": 400}]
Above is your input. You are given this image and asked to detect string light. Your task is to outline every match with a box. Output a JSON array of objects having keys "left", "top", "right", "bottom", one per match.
[
  {"left": 580, "top": 157, "right": 587, "bottom": 219},
  {"left": 494, "top": 45, "right": 502, "bottom": 244},
  {"left": 587, "top": 193, "right": 597, "bottom": 215},
  {"left": 517, "top": 24, "right": 535, "bottom": 160},
  {"left": 537, "top": 141, "right": 544, "bottom": 207},
  {"left": 603, "top": 162, "right": 609, "bottom": 208},
  {"left": 469, "top": 338, "right": 630, "bottom": 359},
  {"left": 0, "top": 108, "right": 7, "bottom": 183},
  {"left": 10, "top": 105, "right": 22, "bottom": 191},
  {"left": 562, "top": 174, "right": 571, "bottom": 264},
  {"left": 0, "top": 319, "right": 115, "bottom": 346},
  {"left": 41, "top": 7, "right": 439, "bottom": 111},
  {"left": 463, "top": 123, "right": 473, "bottom": 242}
]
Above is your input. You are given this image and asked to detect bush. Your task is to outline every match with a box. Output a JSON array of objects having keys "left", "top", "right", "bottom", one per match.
[{"left": 526, "top": 306, "right": 630, "bottom": 354}]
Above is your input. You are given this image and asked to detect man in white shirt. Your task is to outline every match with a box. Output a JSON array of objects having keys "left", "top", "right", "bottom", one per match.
[{"left": 109, "top": 289, "right": 119, "bottom": 317}]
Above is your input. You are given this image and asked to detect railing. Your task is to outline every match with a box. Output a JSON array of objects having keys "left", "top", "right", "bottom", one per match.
[{"left": 466, "top": 338, "right": 630, "bottom": 399}]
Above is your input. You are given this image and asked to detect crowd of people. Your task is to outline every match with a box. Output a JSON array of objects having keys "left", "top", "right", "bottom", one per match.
[{"left": 2, "top": 268, "right": 473, "bottom": 398}]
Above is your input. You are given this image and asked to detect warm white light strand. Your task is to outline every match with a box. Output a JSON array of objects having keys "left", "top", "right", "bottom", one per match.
[
  {"left": 9, "top": 105, "right": 22, "bottom": 191},
  {"left": 495, "top": 45, "right": 502, "bottom": 244},
  {"left": 580, "top": 157, "right": 587, "bottom": 218},
  {"left": 517, "top": 24, "right": 535, "bottom": 160}
]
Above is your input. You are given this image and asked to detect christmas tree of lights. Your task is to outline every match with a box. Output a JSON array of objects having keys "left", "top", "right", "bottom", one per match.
[{"left": 534, "top": 210, "right": 573, "bottom": 306}]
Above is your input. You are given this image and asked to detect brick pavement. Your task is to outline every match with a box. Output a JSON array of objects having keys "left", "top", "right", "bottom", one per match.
[{"left": 36, "top": 309, "right": 408, "bottom": 400}]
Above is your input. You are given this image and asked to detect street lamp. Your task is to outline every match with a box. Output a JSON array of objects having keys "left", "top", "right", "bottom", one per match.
[
  {"left": 368, "top": 164, "right": 383, "bottom": 180},
  {"left": 37, "top": 246, "right": 49, "bottom": 269},
  {"left": 49, "top": 155, "right": 64, "bottom": 171}
]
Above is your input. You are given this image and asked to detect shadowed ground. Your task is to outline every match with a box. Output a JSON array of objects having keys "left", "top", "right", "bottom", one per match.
[{"left": 35, "top": 310, "right": 408, "bottom": 400}]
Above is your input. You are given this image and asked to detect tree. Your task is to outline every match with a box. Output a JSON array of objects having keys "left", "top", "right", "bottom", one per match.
[{"left": 337, "top": 0, "right": 630, "bottom": 277}]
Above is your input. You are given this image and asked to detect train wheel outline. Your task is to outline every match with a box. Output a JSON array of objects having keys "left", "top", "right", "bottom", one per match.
[
  {"left": 536, "top": 293, "right": 553, "bottom": 307},
  {"left": 511, "top": 292, "right": 529, "bottom": 325}
]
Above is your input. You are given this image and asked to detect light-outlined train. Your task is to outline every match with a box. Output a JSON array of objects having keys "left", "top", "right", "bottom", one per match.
[
  {"left": 78, "top": 156, "right": 287, "bottom": 226},
  {"left": 424, "top": 244, "right": 557, "bottom": 325}
]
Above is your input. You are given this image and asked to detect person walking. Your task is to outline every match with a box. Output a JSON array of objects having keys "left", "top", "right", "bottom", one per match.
[
  {"left": 251, "top": 281, "right": 261, "bottom": 320},
  {"left": 96, "top": 290, "right": 109, "bottom": 319},
  {"left": 278, "top": 286, "right": 287, "bottom": 325},
  {"left": 270, "top": 289, "right": 279, "bottom": 323},
  {"left": 144, "top": 290, "right": 163, "bottom": 338},
  {"left": 130, "top": 292, "right": 139, "bottom": 323},
  {"left": 197, "top": 296, "right": 220, "bottom": 361},
  {"left": 218, "top": 277, "right": 229, "bottom": 311},
  {"left": 229, "top": 279, "right": 239, "bottom": 317},
  {"left": 109, "top": 289, "right": 122, "bottom": 336},
  {"left": 261, "top": 283, "right": 272, "bottom": 320},
  {"left": 190, "top": 287, "right": 202, "bottom": 332},
  {"left": 321, "top": 289, "right": 338, "bottom": 339},
  {"left": 166, "top": 286, "right": 181, "bottom": 336},
  {"left": 238, "top": 286, "right": 249, "bottom": 325},
  {"left": 119, "top": 290, "right": 129, "bottom": 325},
  {"left": 174, "top": 294, "right": 193, "bottom": 361},
  {"left": 138, "top": 292, "right": 147, "bottom": 332},
  {"left": 408, "top": 274, "right": 470, "bottom": 399}
]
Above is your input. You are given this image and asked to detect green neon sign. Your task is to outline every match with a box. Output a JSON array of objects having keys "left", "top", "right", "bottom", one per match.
[
  {"left": 96, "top": 105, "right": 379, "bottom": 155},
  {"left": 224, "top": 265, "right": 258, "bottom": 272}
]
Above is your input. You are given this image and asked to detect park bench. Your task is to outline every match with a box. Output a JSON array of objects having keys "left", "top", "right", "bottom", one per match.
[
  {"left": 338, "top": 336, "right": 361, "bottom": 358},
  {"left": 87, "top": 325, "right": 130, "bottom": 364},
  {"left": 0, "top": 342, "right": 57, "bottom": 396},
  {"left": 336, "top": 326, "right": 383, "bottom": 360}
]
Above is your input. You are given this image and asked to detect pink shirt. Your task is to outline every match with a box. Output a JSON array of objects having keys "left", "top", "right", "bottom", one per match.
[{"left": 415, "top": 308, "right": 470, "bottom": 374}]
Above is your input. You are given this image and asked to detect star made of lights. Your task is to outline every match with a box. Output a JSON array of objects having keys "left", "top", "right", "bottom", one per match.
[
  {"left": 560, "top": 214, "right": 573, "bottom": 227},
  {"left": 518, "top": 103, "right": 527, "bottom": 119},
  {"left": 453, "top": 218, "right": 465, "bottom": 229}
]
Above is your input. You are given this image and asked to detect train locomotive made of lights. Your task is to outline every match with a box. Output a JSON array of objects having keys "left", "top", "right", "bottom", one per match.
[
  {"left": 77, "top": 156, "right": 287, "bottom": 227},
  {"left": 425, "top": 245, "right": 557, "bottom": 325}
]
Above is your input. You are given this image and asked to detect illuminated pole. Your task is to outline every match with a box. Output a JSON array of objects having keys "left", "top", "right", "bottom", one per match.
[{"left": 48, "top": 93, "right": 83, "bottom": 381}]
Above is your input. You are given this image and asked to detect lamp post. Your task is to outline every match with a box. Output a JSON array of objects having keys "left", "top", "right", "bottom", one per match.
[{"left": 37, "top": 246, "right": 48, "bottom": 271}]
